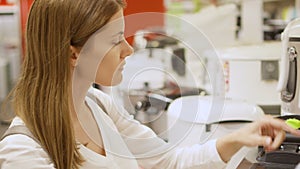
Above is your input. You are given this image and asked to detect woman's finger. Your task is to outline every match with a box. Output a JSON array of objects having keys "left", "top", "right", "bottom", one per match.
[
  {"left": 261, "top": 127, "right": 275, "bottom": 138},
  {"left": 269, "top": 130, "right": 285, "bottom": 150},
  {"left": 248, "top": 135, "right": 272, "bottom": 148},
  {"left": 260, "top": 117, "right": 300, "bottom": 136}
]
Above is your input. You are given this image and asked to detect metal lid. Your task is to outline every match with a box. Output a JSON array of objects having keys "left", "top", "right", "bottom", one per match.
[{"left": 167, "top": 95, "right": 264, "bottom": 124}]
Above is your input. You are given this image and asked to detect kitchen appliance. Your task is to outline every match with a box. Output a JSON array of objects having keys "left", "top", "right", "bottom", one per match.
[
  {"left": 166, "top": 95, "right": 265, "bottom": 169},
  {"left": 251, "top": 115, "right": 300, "bottom": 169},
  {"left": 216, "top": 42, "right": 282, "bottom": 115},
  {"left": 0, "top": 5, "right": 21, "bottom": 83},
  {"left": 0, "top": 57, "right": 9, "bottom": 101},
  {"left": 0, "top": 5, "right": 21, "bottom": 123},
  {"left": 278, "top": 18, "right": 300, "bottom": 115},
  {"left": 247, "top": 18, "right": 300, "bottom": 169},
  {"left": 119, "top": 79, "right": 205, "bottom": 141},
  {"left": 264, "top": 19, "right": 288, "bottom": 41},
  {"left": 166, "top": 96, "right": 265, "bottom": 147}
]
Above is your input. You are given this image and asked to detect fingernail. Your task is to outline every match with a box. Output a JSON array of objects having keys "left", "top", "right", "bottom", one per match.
[{"left": 265, "top": 137, "right": 272, "bottom": 145}]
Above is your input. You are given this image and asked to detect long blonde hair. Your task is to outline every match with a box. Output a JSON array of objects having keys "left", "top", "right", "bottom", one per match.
[{"left": 10, "top": 0, "right": 125, "bottom": 168}]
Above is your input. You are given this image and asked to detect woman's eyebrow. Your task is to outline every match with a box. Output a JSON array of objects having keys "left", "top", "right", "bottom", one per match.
[{"left": 112, "top": 31, "right": 124, "bottom": 37}]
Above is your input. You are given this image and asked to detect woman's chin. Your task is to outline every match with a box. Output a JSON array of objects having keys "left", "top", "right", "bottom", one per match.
[{"left": 95, "top": 76, "right": 122, "bottom": 87}]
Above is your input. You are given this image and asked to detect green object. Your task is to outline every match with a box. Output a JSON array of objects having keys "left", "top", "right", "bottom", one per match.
[
  {"left": 167, "top": 2, "right": 184, "bottom": 16},
  {"left": 286, "top": 118, "right": 300, "bottom": 129},
  {"left": 193, "top": 0, "right": 201, "bottom": 13}
]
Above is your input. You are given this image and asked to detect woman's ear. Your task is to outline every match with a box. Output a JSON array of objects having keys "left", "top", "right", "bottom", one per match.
[{"left": 70, "top": 46, "right": 80, "bottom": 67}]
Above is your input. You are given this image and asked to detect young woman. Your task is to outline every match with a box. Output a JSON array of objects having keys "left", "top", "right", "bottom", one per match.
[{"left": 0, "top": 0, "right": 299, "bottom": 169}]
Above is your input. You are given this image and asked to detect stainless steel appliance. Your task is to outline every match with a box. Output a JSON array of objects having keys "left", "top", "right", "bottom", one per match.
[
  {"left": 216, "top": 42, "right": 282, "bottom": 115},
  {"left": 0, "top": 5, "right": 21, "bottom": 123},
  {"left": 278, "top": 18, "right": 300, "bottom": 115},
  {"left": 250, "top": 18, "right": 300, "bottom": 169},
  {"left": 0, "top": 57, "right": 9, "bottom": 101}
]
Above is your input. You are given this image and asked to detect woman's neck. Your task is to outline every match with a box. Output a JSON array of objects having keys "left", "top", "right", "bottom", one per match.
[{"left": 69, "top": 69, "right": 93, "bottom": 120}]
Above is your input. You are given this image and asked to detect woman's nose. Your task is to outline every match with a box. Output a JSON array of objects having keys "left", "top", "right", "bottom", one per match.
[{"left": 122, "top": 40, "right": 134, "bottom": 58}]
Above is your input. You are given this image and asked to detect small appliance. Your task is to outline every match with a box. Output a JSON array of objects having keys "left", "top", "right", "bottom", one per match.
[
  {"left": 166, "top": 96, "right": 265, "bottom": 169},
  {"left": 216, "top": 42, "right": 282, "bottom": 115},
  {"left": 0, "top": 57, "right": 9, "bottom": 101},
  {"left": 278, "top": 18, "right": 300, "bottom": 115},
  {"left": 250, "top": 18, "right": 300, "bottom": 169}
]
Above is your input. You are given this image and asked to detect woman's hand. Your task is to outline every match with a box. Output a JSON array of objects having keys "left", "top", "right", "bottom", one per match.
[
  {"left": 216, "top": 115, "right": 300, "bottom": 163},
  {"left": 235, "top": 115, "right": 300, "bottom": 151}
]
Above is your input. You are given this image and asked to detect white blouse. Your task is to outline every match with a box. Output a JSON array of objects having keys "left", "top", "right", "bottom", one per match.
[{"left": 0, "top": 87, "right": 226, "bottom": 169}]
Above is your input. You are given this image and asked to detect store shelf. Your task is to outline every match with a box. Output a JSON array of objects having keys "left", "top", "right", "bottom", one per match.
[
  {"left": 264, "top": 0, "right": 286, "bottom": 2},
  {"left": 0, "top": 5, "right": 18, "bottom": 15},
  {"left": 217, "top": 0, "right": 295, "bottom": 4}
]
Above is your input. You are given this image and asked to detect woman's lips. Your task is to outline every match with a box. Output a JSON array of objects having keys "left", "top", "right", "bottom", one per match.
[{"left": 118, "top": 62, "right": 126, "bottom": 71}]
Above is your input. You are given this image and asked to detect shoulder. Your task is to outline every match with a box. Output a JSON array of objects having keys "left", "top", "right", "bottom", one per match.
[
  {"left": 0, "top": 133, "right": 47, "bottom": 158},
  {"left": 0, "top": 118, "right": 55, "bottom": 168}
]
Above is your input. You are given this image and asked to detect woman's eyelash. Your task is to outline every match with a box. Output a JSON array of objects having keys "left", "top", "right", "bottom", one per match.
[
  {"left": 114, "top": 40, "right": 122, "bottom": 45},
  {"left": 113, "top": 35, "right": 124, "bottom": 45}
]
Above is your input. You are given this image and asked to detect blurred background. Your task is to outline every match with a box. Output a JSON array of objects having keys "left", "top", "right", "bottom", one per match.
[
  {"left": 0, "top": 0, "right": 299, "bottom": 136},
  {"left": 1, "top": 1, "right": 300, "bottom": 168}
]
